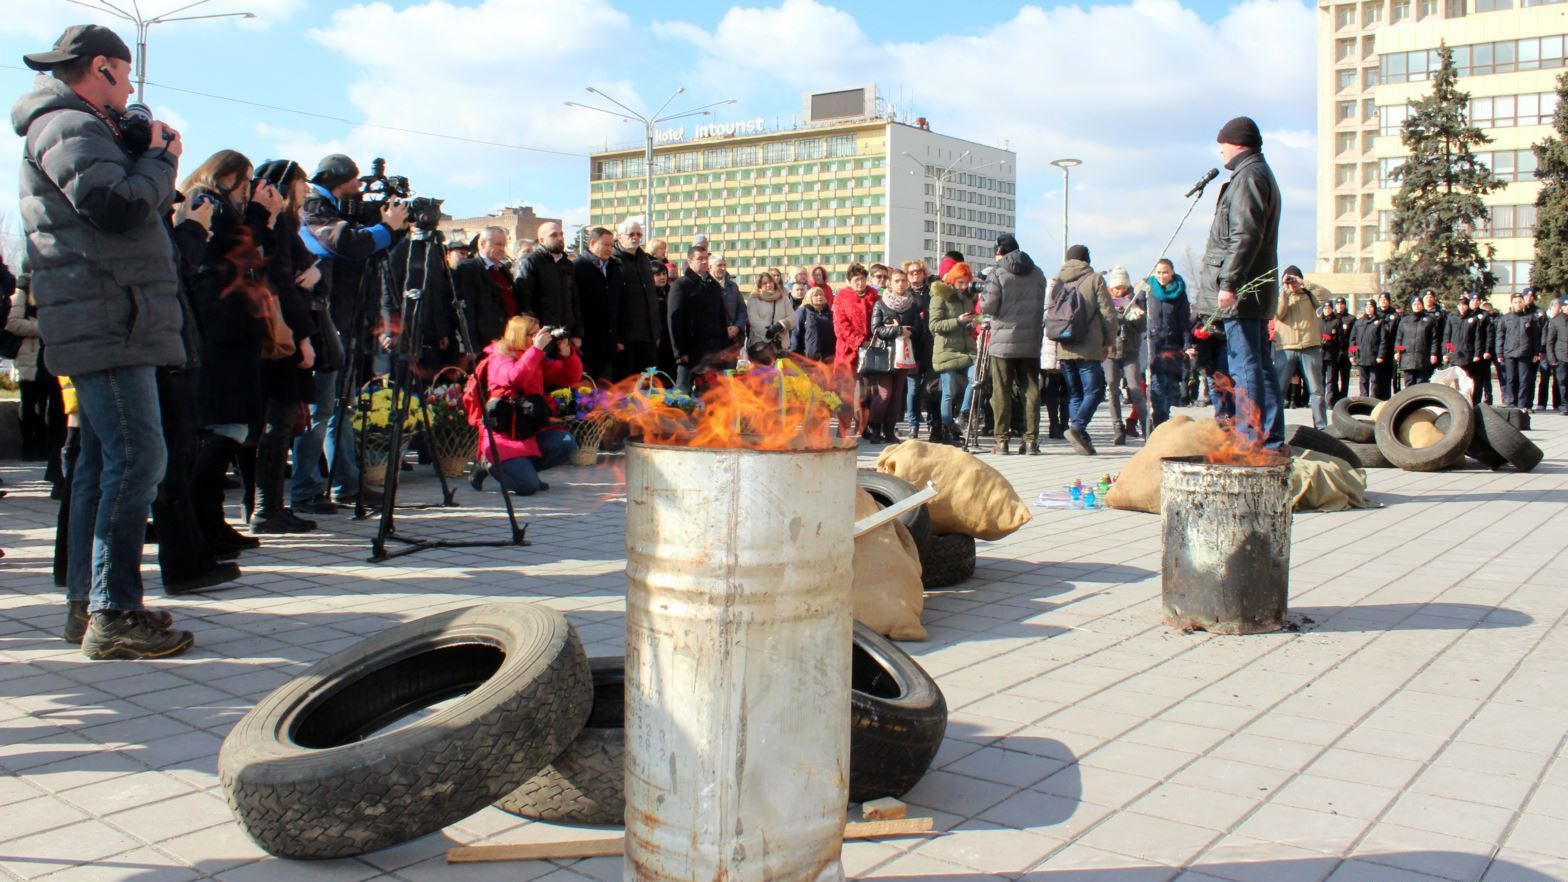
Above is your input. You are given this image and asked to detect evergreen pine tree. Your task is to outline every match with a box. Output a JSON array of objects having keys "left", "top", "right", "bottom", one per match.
[
  {"left": 1532, "top": 70, "right": 1568, "bottom": 292},
  {"left": 1386, "top": 42, "right": 1501, "bottom": 305}
]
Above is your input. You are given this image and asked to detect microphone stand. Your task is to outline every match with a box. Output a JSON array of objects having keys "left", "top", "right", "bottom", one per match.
[{"left": 1135, "top": 173, "right": 1217, "bottom": 423}]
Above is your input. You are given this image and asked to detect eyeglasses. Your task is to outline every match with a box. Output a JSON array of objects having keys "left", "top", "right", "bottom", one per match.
[{"left": 626, "top": 232, "right": 642, "bottom": 238}]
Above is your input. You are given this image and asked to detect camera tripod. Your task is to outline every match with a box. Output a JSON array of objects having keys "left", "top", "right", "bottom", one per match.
[
  {"left": 963, "top": 323, "right": 994, "bottom": 451},
  {"left": 364, "top": 229, "right": 528, "bottom": 562}
]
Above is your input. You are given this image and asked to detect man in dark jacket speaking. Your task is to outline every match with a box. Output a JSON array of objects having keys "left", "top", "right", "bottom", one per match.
[
  {"left": 14, "top": 25, "right": 192, "bottom": 658},
  {"left": 1201, "top": 116, "right": 1285, "bottom": 450}
]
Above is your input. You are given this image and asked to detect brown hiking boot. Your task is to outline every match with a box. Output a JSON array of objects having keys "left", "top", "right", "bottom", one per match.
[
  {"left": 81, "top": 610, "right": 194, "bottom": 660},
  {"left": 64, "top": 601, "right": 174, "bottom": 644}
]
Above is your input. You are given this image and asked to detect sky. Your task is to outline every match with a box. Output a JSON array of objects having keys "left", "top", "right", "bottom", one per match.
[{"left": 0, "top": 0, "right": 1318, "bottom": 278}]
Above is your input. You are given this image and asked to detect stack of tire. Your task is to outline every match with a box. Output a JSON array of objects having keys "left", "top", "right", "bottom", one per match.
[
  {"left": 856, "top": 470, "right": 975, "bottom": 590},
  {"left": 1326, "top": 384, "right": 1541, "bottom": 473},
  {"left": 219, "top": 606, "right": 949, "bottom": 859}
]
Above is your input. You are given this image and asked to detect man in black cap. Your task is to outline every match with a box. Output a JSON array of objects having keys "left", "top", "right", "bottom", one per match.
[
  {"left": 15, "top": 25, "right": 195, "bottom": 658},
  {"left": 980, "top": 233, "right": 1048, "bottom": 454},
  {"left": 291, "top": 154, "right": 410, "bottom": 515},
  {"left": 1200, "top": 116, "right": 1284, "bottom": 449}
]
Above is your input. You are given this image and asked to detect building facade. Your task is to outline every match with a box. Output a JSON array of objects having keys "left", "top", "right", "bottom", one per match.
[
  {"left": 439, "top": 205, "right": 559, "bottom": 257},
  {"left": 587, "top": 102, "right": 1017, "bottom": 278},
  {"left": 1318, "top": 0, "right": 1560, "bottom": 301}
]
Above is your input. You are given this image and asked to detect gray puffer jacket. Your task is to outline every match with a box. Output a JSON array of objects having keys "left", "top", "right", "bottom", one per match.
[
  {"left": 980, "top": 249, "right": 1047, "bottom": 359},
  {"left": 12, "top": 77, "right": 184, "bottom": 377}
]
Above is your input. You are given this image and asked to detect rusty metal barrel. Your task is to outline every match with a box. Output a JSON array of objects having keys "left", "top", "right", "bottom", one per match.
[
  {"left": 624, "top": 442, "right": 855, "bottom": 882},
  {"left": 1159, "top": 455, "right": 1293, "bottom": 634}
]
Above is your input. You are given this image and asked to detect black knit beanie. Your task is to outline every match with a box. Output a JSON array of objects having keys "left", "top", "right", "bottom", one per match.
[
  {"left": 996, "top": 233, "right": 1020, "bottom": 256},
  {"left": 1216, "top": 116, "right": 1263, "bottom": 150},
  {"left": 1065, "top": 244, "right": 1090, "bottom": 263}
]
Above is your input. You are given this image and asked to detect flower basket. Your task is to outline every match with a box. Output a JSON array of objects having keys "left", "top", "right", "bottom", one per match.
[
  {"left": 426, "top": 367, "right": 476, "bottom": 478},
  {"left": 354, "top": 375, "right": 423, "bottom": 488},
  {"left": 567, "top": 411, "right": 615, "bottom": 466}
]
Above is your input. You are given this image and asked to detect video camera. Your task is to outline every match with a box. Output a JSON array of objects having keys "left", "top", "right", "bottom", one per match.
[{"left": 341, "top": 158, "right": 445, "bottom": 231}]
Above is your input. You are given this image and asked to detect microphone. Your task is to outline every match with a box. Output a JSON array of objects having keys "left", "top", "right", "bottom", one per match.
[{"left": 1185, "top": 168, "right": 1220, "bottom": 198}]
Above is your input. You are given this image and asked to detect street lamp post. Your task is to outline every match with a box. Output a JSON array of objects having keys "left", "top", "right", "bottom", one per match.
[
  {"left": 66, "top": 0, "right": 256, "bottom": 102},
  {"left": 565, "top": 88, "right": 736, "bottom": 243},
  {"left": 1050, "top": 158, "right": 1082, "bottom": 261},
  {"left": 901, "top": 150, "right": 1010, "bottom": 264}
]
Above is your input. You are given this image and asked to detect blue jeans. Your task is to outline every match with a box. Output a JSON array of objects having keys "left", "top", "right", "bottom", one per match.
[
  {"left": 905, "top": 371, "right": 924, "bottom": 428},
  {"left": 497, "top": 431, "right": 579, "bottom": 496},
  {"left": 1273, "top": 345, "right": 1327, "bottom": 429},
  {"left": 1224, "top": 318, "right": 1286, "bottom": 449},
  {"left": 1060, "top": 358, "right": 1106, "bottom": 431},
  {"left": 291, "top": 369, "right": 359, "bottom": 505},
  {"left": 68, "top": 366, "right": 167, "bottom": 612},
  {"left": 939, "top": 369, "right": 967, "bottom": 423},
  {"left": 1150, "top": 362, "right": 1183, "bottom": 428}
]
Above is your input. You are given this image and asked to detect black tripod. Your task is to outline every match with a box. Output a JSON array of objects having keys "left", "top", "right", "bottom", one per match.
[{"left": 369, "top": 228, "right": 528, "bottom": 562}]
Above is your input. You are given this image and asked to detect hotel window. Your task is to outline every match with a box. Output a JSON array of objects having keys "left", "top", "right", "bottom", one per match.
[
  {"left": 1337, "top": 195, "right": 1357, "bottom": 216},
  {"left": 1338, "top": 69, "right": 1357, "bottom": 92},
  {"left": 826, "top": 135, "right": 856, "bottom": 158},
  {"left": 796, "top": 138, "right": 824, "bottom": 160},
  {"left": 1392, "top": 0, "right": 1410, "bottom": 20},
  {"left": 1339, "top": 101, "right": 1357, "bottom": 123},
  {"left": 1337, "top": 163, "right": 1356, "bottom": 186},
  {"left": 1337, "top": 38, "right": 1355, "bottom": 61},
  {"left": 764, "top": 142, "right": 790, "bottom": 163},
  {"left": 676, "top": 153, "right": 698, "bottom": 172},
  {"left": 1337, "top": 227, "right": 1356, "bottom": 248},
  {"left": 1364, "top": 1, "right": 1384, "bottom": 24},
  {"left": 1336, "top": 4, "right": 1355, "bottom": 27}
]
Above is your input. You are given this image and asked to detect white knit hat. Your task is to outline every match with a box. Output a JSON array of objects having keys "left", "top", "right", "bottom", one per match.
[{"left": 1106, "top": 265, "right": 1132, "bottom": 288}]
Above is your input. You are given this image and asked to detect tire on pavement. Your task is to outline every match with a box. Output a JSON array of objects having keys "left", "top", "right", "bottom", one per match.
[
  {"left": 1475, "top": 404, "right": 1543, "bottom": 472},
  {"left": 920, "top": 533, "right": 977, "bottom": 590},
  {"left": 495, "top": 657, "right": 626, "bottom": 825},
  {"left": 1330, "top": 396, "right": 1378, "bottom": 443},
  {"left": 1373, "top": 383, "right": 1475, "bottom": 472},
  {"left": 219, "top": 604, "right": 592, "bottom": 860},
  {"left": 857, "top": 470, "right": 932, "bottom": 550},
  {"left": 850, "top": 622, "right": 948, "bottom": 804},
  {"left": 1341, "top": 440, "right": 1393, "bottom": 469},
  {"left": 1285, "top": 424, "right": 1362, "bottom": 469},
  {"left": 1491, "top": 405, "right": 1531, "bottom": 432}
]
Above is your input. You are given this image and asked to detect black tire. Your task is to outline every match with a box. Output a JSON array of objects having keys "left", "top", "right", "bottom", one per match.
[
  {"left": 850, "top": 622, "right": 947, "bottom": 803},
  {"left": 1373, "top": 383, "right": 1475, "bottom": 472},
  {"left": 1285, "top": 424, "right": 1362, "bottom": 469},
  {"left": 1476, "top": 404, "right": 1544, "bottom": 472},
  {"left": 920, "top": 533, "right": 976, "bottom": 590},
  {"left": 1491, "top": 405, "right": 1531, "bottom": 432},
  {"left": 219, "top": 604, "right": 592, "bottom": 859},
  {"left": 495, "top": 657, "right": 625, "bottom": 825},
  {"left": 857, "top": 470, "right": 932, "bottom": 549},
  {"left": 1331, "top": 396, "right": 1378, "bottom": 443},
  {"left": 1341, "top": 440, "right": 1393, "bottom": 469}
]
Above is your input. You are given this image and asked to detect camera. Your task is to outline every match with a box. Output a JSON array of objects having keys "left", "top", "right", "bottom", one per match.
[
  {"left": 548, "top": 326, "right": 569, "bottom": 340},
  {"left": 764, "top": 321, "right": 786, "bottom": 343},
  {"left": 119, "top": 103, "right": 171, "bottom": 155},
  {"left": 190, "top": 192, "right": 222, "bottom": 211}
]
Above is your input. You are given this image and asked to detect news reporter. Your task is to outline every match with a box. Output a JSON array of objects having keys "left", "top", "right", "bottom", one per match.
[{"left": 478, "top": 315, "right": 581, "bottom": 496}]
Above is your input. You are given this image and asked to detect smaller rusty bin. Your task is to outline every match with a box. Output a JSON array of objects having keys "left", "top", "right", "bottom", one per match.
[{"left": 1160, "top": 455, "right": 1293, "bottom": 634}]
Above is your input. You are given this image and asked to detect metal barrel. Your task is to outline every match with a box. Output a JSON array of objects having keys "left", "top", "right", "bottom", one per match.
[
  {"left": 1159, "top": 455, "right": 1293, "bottom": 635},
  {"left": 624, "top": 443, "right": 854, "bottom": 882}
]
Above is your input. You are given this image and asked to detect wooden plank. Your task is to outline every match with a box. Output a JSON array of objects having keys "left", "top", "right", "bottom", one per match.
[{"left": 447, "top": 816, "right": 936, "bottom": 864}]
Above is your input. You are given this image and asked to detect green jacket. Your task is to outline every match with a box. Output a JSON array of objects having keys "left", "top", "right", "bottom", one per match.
[{"left": 927, "top": 281, "right": 976, "bottom": 372}]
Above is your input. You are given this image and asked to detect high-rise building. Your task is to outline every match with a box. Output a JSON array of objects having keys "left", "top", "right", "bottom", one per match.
[
  {"left": 587, "top": 87, "right": 1017, "bottom": 277},
  {"left": 1318, "top": 0, "right": 1561, "bottom": 301}
]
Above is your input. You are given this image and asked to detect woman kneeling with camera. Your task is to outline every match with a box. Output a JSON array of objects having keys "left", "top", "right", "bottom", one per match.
[{"left": 478, "top": 315, "right": 580, "bottom": 495}]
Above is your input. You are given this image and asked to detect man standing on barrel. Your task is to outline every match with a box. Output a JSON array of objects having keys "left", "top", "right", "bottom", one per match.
[{"left": 1201, "top": 116, "right": 1284, "bottom": 450}]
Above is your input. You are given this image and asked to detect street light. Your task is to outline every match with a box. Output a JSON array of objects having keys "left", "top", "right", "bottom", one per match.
[
  {"left": 901, "top": 150, "right": 1011, "bottom": 262},
  {"left": 66, "top": 0, "right": 257, "bottom": 102},
  {"left": 565, "top": 87, "right": 736, "bottom": 242},
  {"left": 1050, "top": 158, "right": 1082, "bottom": 261}
]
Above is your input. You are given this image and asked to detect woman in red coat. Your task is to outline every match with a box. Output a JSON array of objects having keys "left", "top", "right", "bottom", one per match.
[
  {"left": 478, "top": 315, "right": 581, "bottom": 495},
  {"left": 832, "top": 263, "right": 878, "bottom": 437}
]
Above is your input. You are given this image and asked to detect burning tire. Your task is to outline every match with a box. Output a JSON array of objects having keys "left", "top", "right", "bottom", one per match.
[
  {"left": 1330, "top": 397, "right": 1378, "bottom": 443},
  {"left": 1373, "top": 383, "right": 1475, "bottom": 472},
  {"left": 1285, "top": 424, "right": 1361, "bottom": 469},
  {"left": 494, "top": 657, "right": 626, "bottom": 825},
  {"left": 856, "top": 470, "right": 932, "bottom": 550},
  {"left": 850, "top": 622, "right": 947, "bottom": 803},
  {"left": 921, "top": 533, "right": 976, "bottom": 589},
  {"left": 1341, "top": 440, "right": 1392, "bottom": 469},
  {"left": 219, "top": 604, "right": 591, "bottom": 859},
  {"left": 1475, "top": 404, "right": 1542, "bottom": 472}
]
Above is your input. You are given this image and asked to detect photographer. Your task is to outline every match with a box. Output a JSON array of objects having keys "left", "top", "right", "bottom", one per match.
[
  {"left": 478, "top": 315, "right": 581, "bottom": 496},
  {"left": 293, "top": 154, "right": 409, "bottom": 515},
  {"left": 745, "top": 271, "right": 795, "bottom": 357},
  {"left": 17, "top": 24, "right": 192, "bottom": 658}
]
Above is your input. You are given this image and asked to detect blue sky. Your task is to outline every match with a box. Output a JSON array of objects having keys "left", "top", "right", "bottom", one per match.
[{"left": 1, "top": 0, "right": 1318, "bottom": 276}]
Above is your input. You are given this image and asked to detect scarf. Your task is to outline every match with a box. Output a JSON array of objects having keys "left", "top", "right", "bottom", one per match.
[
  {"left": 880, "top": 290, "right": 915, "bottom": 313},
  {"left": 1148, "top": 274, "right": 1187, "bottom": 303}
]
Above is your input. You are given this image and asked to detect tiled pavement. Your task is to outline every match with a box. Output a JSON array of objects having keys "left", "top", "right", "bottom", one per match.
[{"left": 2, "top": 406, "right": 1567, "bottom": 881}]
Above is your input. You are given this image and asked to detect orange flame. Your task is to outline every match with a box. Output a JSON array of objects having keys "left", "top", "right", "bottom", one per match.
[
  {"left": 1202, "top": 373, "right": 1285, "bottom": 466},
  {"left": 602, "top": 353, "right": 857, "bottom": 451}
]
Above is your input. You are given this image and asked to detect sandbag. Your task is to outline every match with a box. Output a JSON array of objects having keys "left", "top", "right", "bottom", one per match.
[
  {"left": 875, "top": 440, "right": 1030, "bottom": 541},
  {"left": 852, "top": 489, "right": 926, "bottom": 641},
  {"left": 1289, "top": 449, "right": 1374, "bottom": 512},
  {"left": 1106, "top": 416, "right": 1227, "bottom": 514}
]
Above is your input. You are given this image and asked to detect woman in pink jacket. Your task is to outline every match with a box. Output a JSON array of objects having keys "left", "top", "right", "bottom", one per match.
[{"left": 478, "top": 315, "right": 581, "bottom": 495}]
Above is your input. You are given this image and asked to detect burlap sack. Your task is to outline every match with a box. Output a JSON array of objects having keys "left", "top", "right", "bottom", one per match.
[
  {"left": 1289, "top": 449, "right": 1373, "bottom": 512},
  {"left": 1105, "top": 416, "right": 1239, "bottom": 514},
  {"left": 874, "top": 440, "right": 1031, "bottom": 540},
  {"left": 1397, "top": 407, "right": 1444, "bottom": 448},
  {"left": 852, "top": 489, "right": 927, "bottom": 641}
]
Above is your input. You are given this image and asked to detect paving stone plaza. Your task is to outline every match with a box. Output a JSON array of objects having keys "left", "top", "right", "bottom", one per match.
[{"left": 1, "top": 407, "right": 1566, "bottom": 882}]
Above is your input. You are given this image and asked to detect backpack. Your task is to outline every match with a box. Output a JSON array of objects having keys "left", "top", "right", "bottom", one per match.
[
  {"left": 1045, "top": 277, "right": 1094, "bottom": 343},
  {"left": 462, "top": 354, "right": 553, "bottom": 441}
]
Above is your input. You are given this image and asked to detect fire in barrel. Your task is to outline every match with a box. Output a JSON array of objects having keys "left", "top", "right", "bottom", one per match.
[{"left": 613, "top": 360, "right": 856, "bottom": 882}]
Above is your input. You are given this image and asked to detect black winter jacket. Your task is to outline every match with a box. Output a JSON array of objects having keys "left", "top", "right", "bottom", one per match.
[
  {"left": 1444, "top": 310, "right": 1482, "bottom": 366},
  {"left": 260, "top": 211, "right": 318, "bottom": 401},
  {"left": 572, "top": 254, "right": 622, "bottom": 368},
  {"left": 613, "top": 243, "right": 662, "bottom": 346},
  {"left": 1348, "top": 315, "right": 1384, "bottom": 368},
  {"left": 514, "top": 247, "right": 579, "bottom": 337},
  {"left": 667, "top": 268, "right": 728, "bottom": 364},
  {"left": 451, "top": 257, "right": 512, "bottom": 349},
  {"left": 1499, "top": 310, "right": 1542, "bottom": 359},
  {"left": 1200, "top": 151, "right": 1281, "bottom": 320},
  {"left": 300, "top": 185, "right": 402, "bottom": 338},
  {"left": 1546, "top": 312, "right": 1568, "bottom": 364},
  {"left": 1378, "top": 309, "right": 1401, "bottom": 362},
  {"left": 189, "top": 194, "right": 269, "bottom": 427},
  {"left": 1394, "top": 312, "right": 1439, "bottom": 369},
  {"left": 790, "top": 303, "right": 836, "bottom": 362},
  {"left": 1145, "top": 288, "right": 1192, "bottom": 355},
  {"left": 871, "top": 298, "right": 926, "bottom": 360}
]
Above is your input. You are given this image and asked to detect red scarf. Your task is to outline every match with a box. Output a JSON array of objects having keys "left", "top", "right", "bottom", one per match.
[{"left": 488, "top": 265, "right": 518, "bottom": 318}]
